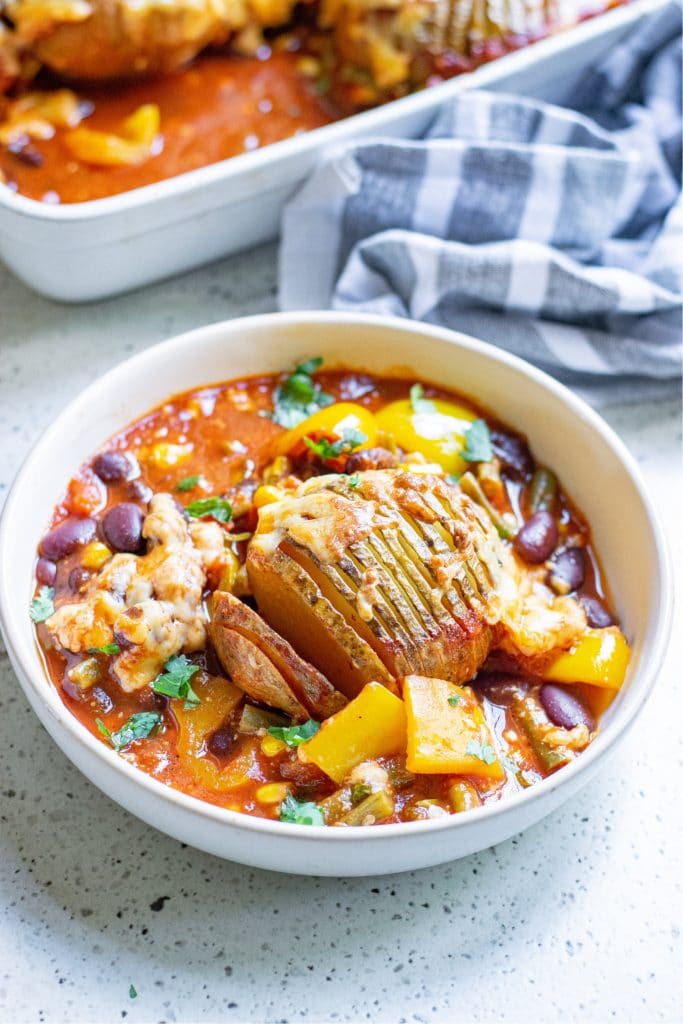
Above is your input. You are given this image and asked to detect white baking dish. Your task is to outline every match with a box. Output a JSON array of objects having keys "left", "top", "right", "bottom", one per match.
[{"left": 0, "top": 0, "right": 666, "bottom": 302}]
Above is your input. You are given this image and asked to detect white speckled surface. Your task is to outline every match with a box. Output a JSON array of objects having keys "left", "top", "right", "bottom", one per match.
[{"left": 0, "top": 250, "right": 681, "bottom": 1024}]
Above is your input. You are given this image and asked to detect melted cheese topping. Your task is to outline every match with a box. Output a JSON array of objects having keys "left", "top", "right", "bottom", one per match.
[{"left": 46, "top": 493, "right": 226, "bottom": 691}]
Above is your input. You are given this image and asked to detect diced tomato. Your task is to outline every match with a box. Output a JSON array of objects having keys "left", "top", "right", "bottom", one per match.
[{"left": 64, "top": 469, "right": 105, "bottom": 516}]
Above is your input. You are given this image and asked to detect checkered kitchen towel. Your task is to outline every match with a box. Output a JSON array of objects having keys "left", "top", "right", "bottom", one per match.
[{"left": 279, "top": 1, "right": 682, "bottom": 404}]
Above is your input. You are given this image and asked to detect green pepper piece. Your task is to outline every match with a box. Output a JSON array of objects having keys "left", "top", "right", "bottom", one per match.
[{"left": 512, "top": 695, "right": 573, "bottom": 771}]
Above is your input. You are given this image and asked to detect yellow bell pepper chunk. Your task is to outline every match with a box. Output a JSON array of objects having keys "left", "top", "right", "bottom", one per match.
[
  {"left": 299, "top": 682, "right": 406, "bottom": 784},
  {"left": 174, "top": 674, "right": 249, "bottom": 792},
  {"left": 275, "top": 403, "right": 377, "bottom": 456},
  {"left": 65, "top": 103, "right": 161, "bottom": 167},
  {"left": 543, "top": 627, "right": 630, "bottom": 690},
  {"left": 403, "top": 676, "right": 504, "bottom": 780},
  {"left": 375, "top": 397, "right": 477, "bottom": 475}
]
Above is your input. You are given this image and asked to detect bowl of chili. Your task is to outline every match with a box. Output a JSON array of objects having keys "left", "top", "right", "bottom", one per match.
[{"left": 0, "top": 312, "right": 672, "bottom": 875}]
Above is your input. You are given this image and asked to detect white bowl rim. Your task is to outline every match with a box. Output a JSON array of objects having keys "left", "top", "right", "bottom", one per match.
[{"left": 0, "top": 310, "right": 674, "bottom": 846}]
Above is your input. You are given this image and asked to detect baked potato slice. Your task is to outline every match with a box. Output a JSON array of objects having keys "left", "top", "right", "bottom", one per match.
[
  {"left": 246, "top": 542, "right": 397, "bottom": 699},
  {"left": 209, "top": 590, "right": 347, "bottom": 719},
  {"left": 247, "top": 470, "right": 504, "bottom": 695}
]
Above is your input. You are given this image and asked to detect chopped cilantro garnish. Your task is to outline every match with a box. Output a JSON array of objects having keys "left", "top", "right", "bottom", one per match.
[
  {"left": 347, "top": 473, "right": 360, "bottom": 489},
  {"left": 270, "top": 358, "right": 334, "bottom": 428},
  {"left": 267, "top": 719, "right": 320, "bottom": 747},
  {"left": 466, "top": 739, "right": 497, "bottom": 765},
  {"left": 304, "top": 428, "right": 367, "bottom": 461},
  {"left": 96, "top": 718, "right": 112, "bottom": 742},
  {"left": 185, "top": 496, "right": 232, "bottom": 523},
  {"left": 296, "top": 357, "right": 324, "bottom": 376},
  {"left": 461, "top": 419, "right": 493, "bottom": 463},
  {"left": 129, "top": 985, "right": 137, "bottom": 1000},
  {"left": 447, "top": 695, "right": 461, "bottom": 707},
  {"left": 152, "top": 654, "right": 201, "bottom": 709},
  {"left": 176, "top": 475, "right": 201, "bottom": 492},
  {"left": 96, "top": 712, "right": 161, "bottom": 751},
  {"left": 409, "top": 382, "right": 436, "bottom": 414},
  {"left": 279, "top": 793, "right": 325, "bottom": 826},
  {"left": 30, "top": 586, "right": 54, "bottom": 623},
  {"left": 446, "top": 473, "right": 460, "bottom": 486},
  {"left": 88, "top": 643, "right": 120, "bottom": 656}
]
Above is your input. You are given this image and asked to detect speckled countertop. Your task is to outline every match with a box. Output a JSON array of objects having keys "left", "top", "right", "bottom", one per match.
[{"left": 0, "top": 249, "right": 681, "bottom": 1024}]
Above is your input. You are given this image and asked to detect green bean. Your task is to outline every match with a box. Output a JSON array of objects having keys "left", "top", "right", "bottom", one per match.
[
  {"left": 528, "top": 468, "right": 558, "bottom": 513},
  {"left": 340, "top": 790, "right": 394, "bottom": 826},
  {"left": 512, "top": 695, "right": 573, "bottom": 771},
  {"left": 238, "top": 704, "right": 289, "bottom": 734}
]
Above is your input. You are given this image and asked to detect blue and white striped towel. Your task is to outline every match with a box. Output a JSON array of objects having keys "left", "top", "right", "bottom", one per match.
[{"left": 279, "top": 1, "right": 682, "bottom": 405}]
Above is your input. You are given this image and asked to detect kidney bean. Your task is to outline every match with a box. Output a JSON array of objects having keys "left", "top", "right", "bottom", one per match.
[
  {"left": 346, "top": 446, "right": 398, "bottom": 473},
  {"left": 490, "top": 429, "right": 533, "bottom": 479},
  {"left": 92, "top": 451, "right": 131, "bottom": 482},
  {"left": 540, "top": 684, "right": 595, "bottom": 731},
  {"left": 548, "top": 547, "right": 586, "bottom": 595},
  {"left": 68, "top": 566, "right": 91, "bottom": 592},
  {"left": 102, "top": 503, "right": 144, "bottom": 553},
  {"left": 513, "top": 511, "right": 558, "bottom": 564},
  {"left": 207, "top": 728, "right": 238, "bottom": 758},
  {"left": 36, "top": 557, "right": 56, "bottom": 586},
  {"left": 40, "top": 516, "right": 96, "bottom": 560},
  {"left": 578, "top": 593, "right": 615, "bottom": 628}
]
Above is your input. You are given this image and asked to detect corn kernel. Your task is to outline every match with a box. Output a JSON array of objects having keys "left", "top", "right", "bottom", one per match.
[
  {"left": 296, "top": 56, "right": 321, "bottom": 77},
  {"left": 254, "top": 484, "right": 284, "bottom": 508},
  {"left": 68, "top": 657, "right": 102, "bottom": 690},
  {"left": 256, "top": 782, "right": 291, "bottom": 804},
  {"left": 147, "top": 442, "right": 193, "bottom": 469},
  {"left": 261, "top": 734, "right": 287, "bottom": 757},
  {"left": 80, "top": 541, "right": 112, "bottom": 570}
]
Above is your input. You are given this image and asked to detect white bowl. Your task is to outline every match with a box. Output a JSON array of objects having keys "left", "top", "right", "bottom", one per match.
[{"left": 0, "top": 312, "right": 672, "bottom": 876}]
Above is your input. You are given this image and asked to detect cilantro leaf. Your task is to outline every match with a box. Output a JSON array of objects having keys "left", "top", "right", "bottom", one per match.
[
  {"left": 347, "top": 473, "right": 360, "bottom": 489},
  {"left": 96, "top": 718, "right": 112, "bottom": 742},
  {"left": 270, "top": 358, "right": 334, "bottom": 428},
  {"left": 89, "top": 643, "right": 120, "bottom": 656},
  {"left": 303, "top": 428, "right": 367, "bottom": 461},
  {"left": 185, "top": 497, "right": 232, "bottom": 523},
  {"left": 279, "top": 793, "right": 325, "bottom": 826},
  {"left": 465, "top": 739, "right": 497, "bottom": 765},
  {"left": 97, "top": 712, "right": 162, "bottom": 751},
  {"left": 30, "top": 586, "right": 54, "bottom": 623},
  {"left": 176, "top": 475, "right": 201, "bottom": 492},
  {"left": 461, "top": 419, "right": 493, "bottom": 463},
  {"left": 447, "top": 695, "right": 461, "bottom": 707},
  {"left": 267, "top": 719, "right": 320, "bottom": 747},
  {"left": 409, "top": 382, "right": 436, "bottom": 414},
  {"left": 129, "top": 985, "right": 137, "bottom": 1000},
  {"left": 152, "top": 654, "right": 201, "bottom": 708},
  {"left": 295, "top": 357, "right": 324, "bottom": 376}
]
